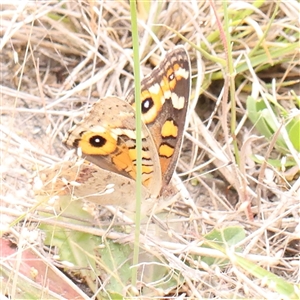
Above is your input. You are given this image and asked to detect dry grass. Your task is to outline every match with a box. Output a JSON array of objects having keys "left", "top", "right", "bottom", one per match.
[{"left": 1, "top": 1, "right": 299, "bottom": 299}]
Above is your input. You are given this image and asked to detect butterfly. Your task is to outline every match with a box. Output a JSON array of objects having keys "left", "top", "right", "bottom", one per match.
[{"left": 37, "top": 46, "right": 191, "bottom": 211}]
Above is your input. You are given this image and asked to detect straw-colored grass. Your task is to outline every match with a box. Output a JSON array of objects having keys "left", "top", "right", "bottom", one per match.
[{"left": 1, "top": 1, "right": 299, "bottom": 299}]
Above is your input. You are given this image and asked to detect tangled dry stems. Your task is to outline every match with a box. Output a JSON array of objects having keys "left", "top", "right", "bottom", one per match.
[{"left": 1, "top": 1, "right": 299, "bottom": 298}]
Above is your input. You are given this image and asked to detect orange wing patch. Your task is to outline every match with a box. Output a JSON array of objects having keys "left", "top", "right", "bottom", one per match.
[{"left": 161, "top": 119, "right": 178, "bottom": 138}]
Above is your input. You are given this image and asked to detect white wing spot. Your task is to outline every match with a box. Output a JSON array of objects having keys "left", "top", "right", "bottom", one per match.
[
  {"left": 149, "top": 83, "right": 161, "bottom": 94},
  {"left": 164, "top": 90, "right": 171, "bottom": 99},
  {"left": 171, "top": 93, "right": 185, "bottom": 109},
  {"left": 90, "top": 125, "right": 106, "bottom": 133},
  {"left": 175, "top": 67, "right": 189, "bottom": 79},
  {"left": 112, "top": 128, "right": 146, "bottom": 139}
]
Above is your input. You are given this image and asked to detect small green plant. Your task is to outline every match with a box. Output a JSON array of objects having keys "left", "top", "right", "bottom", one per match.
[{"left": 247, "top": 93, "right": 300, "bottom": 166}]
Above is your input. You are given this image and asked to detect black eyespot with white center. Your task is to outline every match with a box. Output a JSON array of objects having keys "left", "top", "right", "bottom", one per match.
[
  {"left": 168, "top": 72, "right": 175, "bottom": 81},
  {"left": 142, "top": 97, "right": 154, "bottom": 114},
  {"left": 89, "top": 135, "right": 106, "bottom": 147}
]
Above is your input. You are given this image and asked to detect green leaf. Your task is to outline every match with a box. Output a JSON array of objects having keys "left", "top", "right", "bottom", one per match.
[
  {"left": 201, "top": 226, "right": 245, "bottom": 267},
  {"left": 251, "top": 154, "right": 296, "bottom": 167},
  {"left": 201, "top": 228, "right": 300, "bottom": 298},
  {"left": 235, "top": 254, "right": 300, "bottom": 298},
  {"left": 96, "top": 240, "right": 133, "bottom": 298},
  {"left": 247, "top": 96, "right": 274, "bottom": 139},
  {"left": 286, "top": 116, "right": 300, "bottom": 152},
  {"left": 39, "top": 196, "right": 101, "bottom": 296},
  {"left": 246, "top": 96, "right": 300, "bottom": 154}
]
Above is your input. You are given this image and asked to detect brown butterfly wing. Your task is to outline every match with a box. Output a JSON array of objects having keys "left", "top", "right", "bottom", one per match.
[{"left": 126, "top": 46, "right": 191, "bottom": 188}]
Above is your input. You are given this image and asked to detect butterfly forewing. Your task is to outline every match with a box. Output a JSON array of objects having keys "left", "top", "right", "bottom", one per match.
[{"left": 63, "top": 97, "right": 162, "bottom": 197}]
